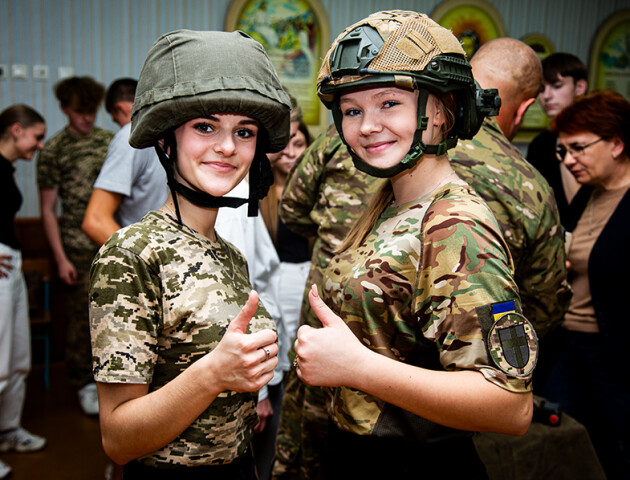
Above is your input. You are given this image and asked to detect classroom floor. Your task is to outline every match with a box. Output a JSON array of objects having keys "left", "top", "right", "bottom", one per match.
[{"left": 0, "top": 362, "right": 112, "bottom": 480}]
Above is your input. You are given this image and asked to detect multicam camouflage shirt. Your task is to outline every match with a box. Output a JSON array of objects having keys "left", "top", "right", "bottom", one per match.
[
  {"left": 89, "top": 210, "right": 276, "bottom": 467},
  {"left": 450, "top": 118, "right": 571, "bottom": 338},
  {"left": 322, "top": 180, "right": 537, "bottom": 437},
  {"left": 36, "top": 126, "right": 114, "bottom": 252}
]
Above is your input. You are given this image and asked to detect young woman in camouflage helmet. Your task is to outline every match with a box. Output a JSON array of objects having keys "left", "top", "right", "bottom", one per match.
[
  {"left": 88, "top": 30, "right": 291, "bottom": 478},
  {"left": 293, "top": 11, "right": 538, "bottom": 478}
]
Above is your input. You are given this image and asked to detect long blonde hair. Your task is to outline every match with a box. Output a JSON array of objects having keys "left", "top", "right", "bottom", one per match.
[{"left": 337, "top": 92, "right": 455, "bottom": 252}]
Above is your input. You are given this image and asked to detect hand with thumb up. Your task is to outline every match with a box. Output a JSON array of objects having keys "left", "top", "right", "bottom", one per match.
[
  {"left": 294, "top": 285, "right": 368, "bottom": 388},
  {"left": 206, "top": 290, "right": 279, "bottom": 393}
]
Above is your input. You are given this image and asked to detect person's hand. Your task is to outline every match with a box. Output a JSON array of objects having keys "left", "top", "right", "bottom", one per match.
[
  {"left": 208, "top": 290, "right": 278, "bottom": 393},
  {"left": 294, "top": 285, "right": 367, "bottom": 387},
  {"left": 0, "top": 254, "right": 12, "bottom": 279},
  {"left": 58, "top": 258, "right": 77, "bottom": 285},
  {"left": 254, "top": 397, "right": 273, "bottom": 434}
]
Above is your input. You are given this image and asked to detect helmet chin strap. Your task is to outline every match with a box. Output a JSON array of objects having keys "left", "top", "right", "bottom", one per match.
[
  {"left": 332, "top": 89, "right": 454, "bottom": 179},
  {"left": 154, "top": 133, "right": 270, "bottom": 224}
]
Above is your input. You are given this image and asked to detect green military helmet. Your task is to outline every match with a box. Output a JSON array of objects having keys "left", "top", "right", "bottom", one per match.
[
  {"left": 130, "top": 29, "right": 291, "bottom": 152},
  {"left": 129, "top": 29, "right": 292, "bottom": 216},
  {"left": 317, "top": 10, "right": 500, "bottom": 178}
]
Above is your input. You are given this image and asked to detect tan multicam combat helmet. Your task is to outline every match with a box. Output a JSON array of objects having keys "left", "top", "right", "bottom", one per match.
[{"left": 317, "top": 10, "right": 500, "bottom": 178}]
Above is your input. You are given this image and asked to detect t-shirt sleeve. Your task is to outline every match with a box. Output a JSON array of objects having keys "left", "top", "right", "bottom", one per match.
[
  {"left": 93, "top": 129, "right": 135, "bottom": 196},
  {"left": 89, "top": 244, "right": 162, "bottom": 384},
  {"left": 36, "top": 141, "right": 61, "bottom": 189},
  {"left": 413, "top": 191, "right": 536, "bottom": 393}
]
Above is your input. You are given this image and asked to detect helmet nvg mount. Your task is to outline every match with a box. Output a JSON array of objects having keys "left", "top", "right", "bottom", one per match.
[
  {"left": 130, "top": 29, "right": 291, "bottom": 217},
  {"left": 317, "top": 10, "right": 500, "bottom": 178}
]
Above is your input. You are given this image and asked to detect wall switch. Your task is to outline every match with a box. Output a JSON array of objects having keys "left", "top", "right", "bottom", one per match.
[
  {"left": 12, "top": 64, "right": 28, "bottom": 79},
  {"left": 33, "top": 64, "right": 49, "bottom": 80},
  {"left": 0, "top": 64, "right": 7, "bottom": 80}
]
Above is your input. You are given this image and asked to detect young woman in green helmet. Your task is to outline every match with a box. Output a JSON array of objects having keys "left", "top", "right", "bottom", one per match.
[
  {"left": 293, "top": 11, "right": 538, "bottom": 478},
  {"left": 88, "top": 29, "right": 291, "bottom": 478}
]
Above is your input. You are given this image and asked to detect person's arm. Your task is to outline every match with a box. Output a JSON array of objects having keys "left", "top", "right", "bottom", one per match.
[
  {"left": 295, "top": 286, "right": 532, "bottom": 436},
  {"left": 98, "top": 290, "right": 279, "bottom": 465},
  {"left": 82, "top": 188, "right": 124, "bottom": 246},
  {"left": 39, "top": 187, "right": 76, "bottom": 285}
]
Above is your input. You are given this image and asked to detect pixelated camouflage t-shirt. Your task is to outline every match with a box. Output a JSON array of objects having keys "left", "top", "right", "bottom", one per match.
[{"left": 90, "top": 210, "right": 276, "bottom": 466}]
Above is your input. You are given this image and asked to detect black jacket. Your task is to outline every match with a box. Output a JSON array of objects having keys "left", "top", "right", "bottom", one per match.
[{"left": 566, "top": 185, "right": 630, "bottom": 367}]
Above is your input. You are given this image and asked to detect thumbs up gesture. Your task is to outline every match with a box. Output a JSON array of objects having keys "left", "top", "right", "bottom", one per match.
[
  {"left": 294, "top": 285, "right": 366, "bottom": 387},
  {"left": 209, "top": 290, "right": 278, "bottom": 393}
]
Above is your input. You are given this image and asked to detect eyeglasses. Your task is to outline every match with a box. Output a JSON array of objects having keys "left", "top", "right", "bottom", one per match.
[{"left": 555, "top": 137, "right": 606, "bottom": 162}]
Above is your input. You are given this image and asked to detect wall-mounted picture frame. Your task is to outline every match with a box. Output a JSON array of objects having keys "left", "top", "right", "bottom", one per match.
[
  {"left": 225, "top": 0, "right": 330, "bottom": 135},
  {"left": 518, "top": 33, "right": 556, "bottom": 139},
  {"left": 431, "top": 0, "right": 507, "bottom": 59},
  {"left": 589, "top": 9, "right": 630, "bottom": 101}
]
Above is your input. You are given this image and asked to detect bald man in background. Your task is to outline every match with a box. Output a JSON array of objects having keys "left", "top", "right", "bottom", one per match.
[{"left": 450, "top": 38, "right": 571, "bottom": 390}]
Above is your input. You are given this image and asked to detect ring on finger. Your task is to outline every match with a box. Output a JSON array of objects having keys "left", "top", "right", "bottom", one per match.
[{"left": 264, "top": 347, "right": 270, "bottom": 361}]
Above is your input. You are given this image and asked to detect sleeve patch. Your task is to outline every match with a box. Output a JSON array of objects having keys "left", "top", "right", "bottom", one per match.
[{"left": 487, "top": 312, "right": 538, "bottom": 377}]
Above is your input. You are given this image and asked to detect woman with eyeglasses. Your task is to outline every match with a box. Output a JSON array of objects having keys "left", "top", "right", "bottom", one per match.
[{"left": 544, "top": 90, "right": 630, "bottom": 480}]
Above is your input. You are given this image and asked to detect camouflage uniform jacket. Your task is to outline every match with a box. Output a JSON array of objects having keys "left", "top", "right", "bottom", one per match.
[
  {"left": 322, "top": 180, "right": 537, "bottom": 437},
  {"left": 450, "top": 118, "right": 571, "bottom": 338},
  {"left": 37, "top": 126, "right": 114, "bottom": 253},
  {"left": 90, "top": 210, "right": 276, "bottom": 467}
]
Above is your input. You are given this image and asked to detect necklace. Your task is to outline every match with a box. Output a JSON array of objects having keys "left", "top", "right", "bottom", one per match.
[{"left": 162, "top": 203, "right": 235, "bottom": 281}]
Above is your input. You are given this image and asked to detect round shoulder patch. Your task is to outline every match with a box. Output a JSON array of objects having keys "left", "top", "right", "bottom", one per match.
[{"left": 487, "top": 312, "right": 538, "bottom": 377}]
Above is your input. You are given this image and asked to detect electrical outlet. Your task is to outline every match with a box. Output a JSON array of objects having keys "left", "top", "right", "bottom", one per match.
[
  {"left": 58, "top": 66, "right": 75, "bottom": 79},
  {"left": 12, "top": 64, "right": 28, "bottom": 79},
  {"left": 33, "top": 64, "right": 49, "bottom": 80},
  {"left": 0, "top": 64, "right": 7, "bottom": 80}
]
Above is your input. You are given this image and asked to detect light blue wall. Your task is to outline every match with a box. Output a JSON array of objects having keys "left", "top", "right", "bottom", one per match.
[{"left": 2, "top": 0, "right": 629, "bottom": 216}]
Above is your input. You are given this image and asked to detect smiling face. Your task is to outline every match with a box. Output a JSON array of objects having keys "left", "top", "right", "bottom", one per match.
[
  {"left": 268, "top": 120, "right": 307, "bottom": 178},
  {"left": 340, "top": 87, "right": 431, "bottom": 170},
  {"left": 539, "top": 74, "right": 586, "bottom": 119},
  {"left": 62, "top": 103, "right": 97, "bottom": 137},
  {"left": 173, "top": 114, "right": 259, "bottom": 198},
  {"left": 14, "top": 122, "right": 46, "bottom": 160},
  {"left": 557, "top": 131, "right": 620, "bottom": 187}
]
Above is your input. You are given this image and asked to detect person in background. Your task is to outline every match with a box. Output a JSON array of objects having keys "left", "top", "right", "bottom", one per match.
[
  {"left": 273, "top": 126, "right": 385, "bottom": 479},
  {"left": 527, "top": 53, "right": 588, "bottom": 225},
  {"left": 90, "top": 29, "right": 290, "bottom": 478},
  {"left": 293, "top": 11, "right": 537, "bottom": 479},
  {"left": 0, "top": 105, "right": 48, "bottom": 480},
  {"left": 449, "top": 38, "right": 571, "bottom": 391},
  {"left": 254, "top": 95, "right": 311, "bottom": 480},
  {"left": 545, "top": 90, "right": 630, "bottom": 480},
  {"left": 82, "top": 78, "right": 167, "bottom": 246},
  {"left": 36, "top": 76, "right": 114, "bottom": 416}
]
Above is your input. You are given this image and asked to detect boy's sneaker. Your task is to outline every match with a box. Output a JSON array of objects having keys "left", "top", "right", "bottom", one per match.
[
  {"left": 0, "top": 427, "right": 46, "bottom": 453},
  {"left": 78, "top": 382, "right": 99, "bottom": 416},
  {"left": 0, "top": 459, "right": 11, "bottom": 479}
]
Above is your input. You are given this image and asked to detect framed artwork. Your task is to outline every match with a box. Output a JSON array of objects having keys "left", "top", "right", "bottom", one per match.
[
  {"left": 518, "top": 34, "right": 555, "bottom": 137},
  {"left": 225, "top": 0, "right": 330, "bottom": 134},
  {"left": 589, "top": 9, "right": 630, "bottom": 101},
  {"left": 431, "top": 0, "right": 507, "bottom": 59}
]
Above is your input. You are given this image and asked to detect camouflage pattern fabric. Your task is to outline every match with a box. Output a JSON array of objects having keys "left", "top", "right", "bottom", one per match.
[
  {"left": 65, "top": 247, "right": 99, "bottom": 388},
  {"left": 90, "top": 210, "right": 276, "bottom": 467},
  {"left": 450, "top": 118, "right": 571, "bottom": 339},
  {"left": 322, "top": 180, "right": 535, "bottom": 436},
  {"left": 36, "top": 126, "right": 114, "bottom": 252},
  {"left": 273, "top": 126, "right": 385, "bottom": 479},
  {"left": 37, "top": 126, "right": 113, "bottom": 387}
]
